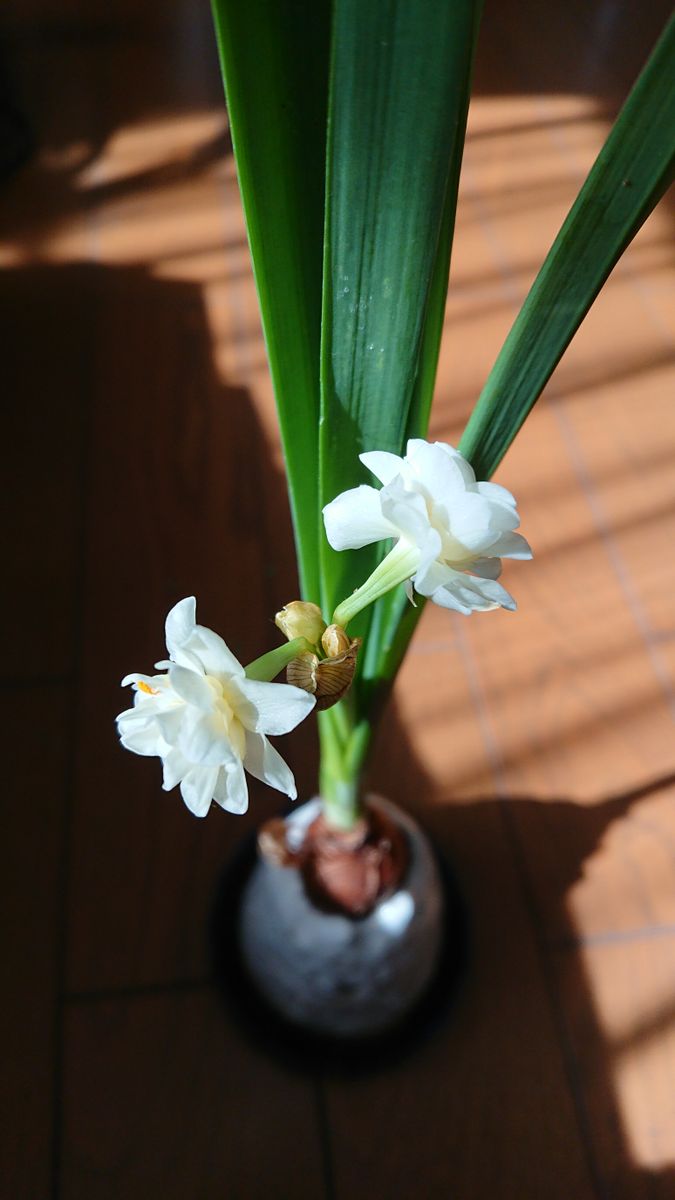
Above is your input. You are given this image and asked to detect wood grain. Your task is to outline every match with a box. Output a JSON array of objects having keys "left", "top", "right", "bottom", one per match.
[
  {"left": 323, "top": 795, "right": 598, "bottom": 1199},
  {"left": 0, "top": 689, "right": 71, "bottom": 1200},
  {"left": 61, "top": 988, "right": 327, "bottom": 1199},
  {"left": 3, "top": 267, "right": 92, "bottom": 679},
  {"left": 2, "top": 0, "right": 674, "bottom": 1197},
  {"left": 64, "top": 269, "right": 292, "bottom": 993}
]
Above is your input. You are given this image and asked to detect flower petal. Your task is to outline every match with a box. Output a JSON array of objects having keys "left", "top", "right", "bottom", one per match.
[
  {"left": 323, "top": 485, "right": 397, "bottom": 550},
  {"left": 380, "top": 478, "right": 430, "bottom": 548},
  {"left": 179, "top": 765, "right": 218, "bottom": 817},
  {"left": 476, "top": 480, "right": 518, "bottom": 510},
  {"left": 243, "top": 731, "right": 297, "bottom": 799},
  {"left": 429, "top": 568, "right": 517, "bottom": 614},
  {"left": 450, "top": 491, "right": 519, "bottom": 553},
  {"left": 407, "top": 438, "right": 478, "bottom": 491},
  {"left": 161, "top": 747, "right": 189, "bottom": 791},
  {"left": 405, "top": 439, "right": 475, "bottom": 503},
  {"left": 190, "top": 625, "right": 244, "bottom": 678},
  {"left": 168, "top": 665, "right": 213, "bottom": 712},
  {"left": 165, "top": 597, "right": 197, "bottom": 658},
  {"left": 177, "top": 708, "right": 239, "bottom": 767},
  {"left": 435, "top": 441, "right": 479, "bottom": 487},
  {"left": 116, "top": 715, "right": 163, "bottom": 757},
  {"left": 470, "top": 557, "right": 503, "bottom": 580},
  {"left": 232, "top": 678, "right": 315, "bottom": 735},
  {"left": 120, "top": 671, "right": 168, "bottom": 691},
  {"left": 425, "top": 584, "right": 475, "bottom": 615},
  {"left": 359, "top": 450, "right": 404, "bottom": 486},
  {"left": 412, "top": 557, "right": 456, "bottom": 598},
  {"left": 415, "top": 527, "right": 444, "bottom": 581},
  {"left": 156, "top": 707, "right": 185, "bottom": 747},
  {"left": 488, "top": 531, "right": 533, "bottom": 560},
  {"left": 116, "top": 704, "right": 153, "bottom": 726},
  {"left": 213, "top": 760, "right": 249, "bottom": 814}
]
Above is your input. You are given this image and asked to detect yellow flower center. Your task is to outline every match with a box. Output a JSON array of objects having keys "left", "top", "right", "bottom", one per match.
[
  {"left": 137, "top": 680, "right": 159, "bottom": 695},
  {"left": 206, "top": 675, "right": 246, "bottom": 759}
]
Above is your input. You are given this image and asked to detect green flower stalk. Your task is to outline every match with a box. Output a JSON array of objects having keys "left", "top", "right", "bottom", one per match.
[{"left": 244, "top": 637, "right": 315, "bottom": 682}]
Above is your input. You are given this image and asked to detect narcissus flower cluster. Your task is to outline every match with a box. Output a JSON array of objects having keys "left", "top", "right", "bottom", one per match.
[
  {"left": 118, "top": 441, "right": 531, "bottom": 818},
  {"left": 117, "top": 598, "right": 315, "bottom": 817},
  {"left": 324, "top": 439, "right": 531, "bottom": 622}
]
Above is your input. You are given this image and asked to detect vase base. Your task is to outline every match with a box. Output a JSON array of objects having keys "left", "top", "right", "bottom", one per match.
[{"left": 210, "top": 801, "right": 468, "bottom": 1074}]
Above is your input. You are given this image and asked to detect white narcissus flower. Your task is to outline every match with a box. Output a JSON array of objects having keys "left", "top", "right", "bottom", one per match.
[
  {"left": 116, "top": 598, "right": 315, "bottom": 817},
  {"left": 324, "top": 439, "right": 532, "bottom": 618}
]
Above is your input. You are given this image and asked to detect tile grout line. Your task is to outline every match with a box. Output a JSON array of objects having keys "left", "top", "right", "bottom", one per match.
[
  {"left": 460, "top": 120, "right": 675, "bottom": 1193},
  {"left": 550, "top": 922, "right": 675, "bottom": 951},
  {"left": 539, "top": 92, "right": 675, "bottom": 720},
  {"left": 549, "top": 397, "right": 675, "bottom": 720},
  {"left": 541, "top": 91, "right": 675, "bottom": 349}
]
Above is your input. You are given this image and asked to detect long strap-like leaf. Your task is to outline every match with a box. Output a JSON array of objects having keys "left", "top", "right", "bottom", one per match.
[
  {"left": 460, "top": 12, "right": 675, "bottom": 479},
  {"left": 359, "top": 27, "right": 480, "bottom": 713},
  {"left": 353, "top": 10, "right": 674, "bottom": 765},
  {"left": 319, "top": 0, "right": 483, "bottom": 625},
  {"left": 210, "top": 0, "right": 331, "bottom": 601}
]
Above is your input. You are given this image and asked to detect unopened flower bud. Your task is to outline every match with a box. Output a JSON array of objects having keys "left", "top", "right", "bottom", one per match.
[
  {"left": 321, "top": 623, "right": 351, "bottom": 658},
  {"left": 275, "top": 601, "right": 326, "bottom": 645},
  {"left": 286, "top": 638, "right": 362, "bottom": 710},
  {"left": 286, "top": 651, "right": 319, "bottom": 695}
]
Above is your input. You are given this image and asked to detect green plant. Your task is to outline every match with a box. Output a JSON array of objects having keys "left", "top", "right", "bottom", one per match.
[{"left": 211, "top": 1, "right": 675, "bottom": 828}]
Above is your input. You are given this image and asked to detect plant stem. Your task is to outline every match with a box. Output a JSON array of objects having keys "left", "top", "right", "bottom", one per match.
[
  {"left": 319, "top": 770, "right": 361, "bottom": 830},
  {"left": 318, "top": 705, "right": 372, "bottom": 830},
  {"left": 244, "top": 637, "right": 313, "bottom": 681},
  {"left": 317, "top": 705, "right": 365, "bottom": 830},
  {"left": 333, "top": 540, "right": 419, "bottom": 628}
]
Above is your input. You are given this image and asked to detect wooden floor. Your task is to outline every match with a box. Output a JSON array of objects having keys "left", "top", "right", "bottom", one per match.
[{"left": 3, "top": 2, "right": 675, "bottom": 1197}]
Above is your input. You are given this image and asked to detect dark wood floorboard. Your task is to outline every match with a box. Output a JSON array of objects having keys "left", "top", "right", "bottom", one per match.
[{"left": 2, "top": 1, "right": 674, "bottom": 1197}]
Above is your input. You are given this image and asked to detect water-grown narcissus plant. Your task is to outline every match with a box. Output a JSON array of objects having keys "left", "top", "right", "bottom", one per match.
[{"left": 117, "top": 4, "right": 674, "bottom": 939}]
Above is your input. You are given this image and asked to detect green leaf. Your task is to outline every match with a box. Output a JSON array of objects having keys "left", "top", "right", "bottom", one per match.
[
  {"left": 360, "top": 52, "right": 478, "bottom": 712},
  {"left": 319, "top": 0, "right": 484, "bottom": 627},
  {"left": 315, "top": 0, "right": 482, "bottom": 794},
  {"left": 460, "top": 11, "right": 675, "bottom": 480},
  {"left": 210, "top": 0, "right": 331, "bottom": 601},
  {"left": 362, "top": 11, "right": 675, "bottom": 752}
]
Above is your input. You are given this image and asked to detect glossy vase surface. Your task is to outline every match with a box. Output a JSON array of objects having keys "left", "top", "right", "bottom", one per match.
[{"left": 237, "top": 796, "right": 444, "bottom": 1039}]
